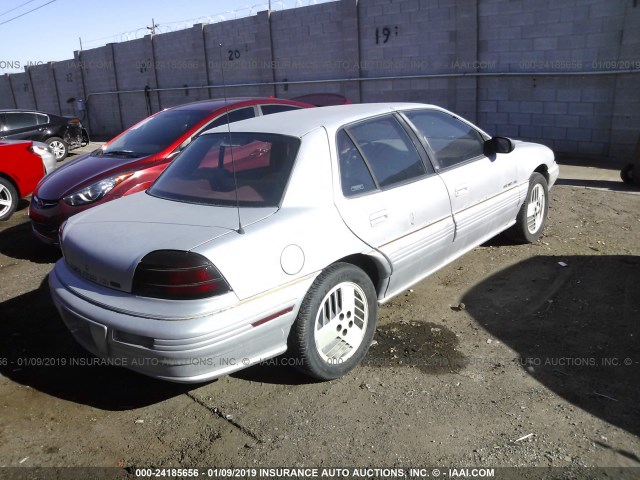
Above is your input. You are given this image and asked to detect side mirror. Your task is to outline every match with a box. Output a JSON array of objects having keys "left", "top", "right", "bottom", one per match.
[
  {"left": 167, "top": 138, "right": 192, "bottom": 160},
  {"left": 484, "top": 136, "right": 515, "bottom": 155}
]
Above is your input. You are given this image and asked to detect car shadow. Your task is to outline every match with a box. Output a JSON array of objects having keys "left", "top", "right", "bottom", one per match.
[
  {"left": 555, "top": 178, "right": 639, "bottom": 192},
  {"left": 231, "top": 358, "right": 320, "bottom": 386},
  {"left": 0, "top": 219, "right": 61, "bottom": 264},
  {"left": 0, "top": 278, "right": 193, "bottom": 410},
  {"left": 461, "top": 255, "right": 640, "bottom": 437}
]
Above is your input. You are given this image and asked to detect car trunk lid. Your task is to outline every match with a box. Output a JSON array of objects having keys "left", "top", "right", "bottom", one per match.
[{"left": 61, "top": 191, "right": 276, "bottom": 292}]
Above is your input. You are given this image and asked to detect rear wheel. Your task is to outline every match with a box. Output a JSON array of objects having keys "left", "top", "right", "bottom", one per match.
[
  {"left": 506, "top": 172, "right": 549, "bottom": 243},
  {"left": 46, "top": 137, "right": 68, "bottom": 161},
  {"left": 0, "top": 178, "right": 18, "bottom": 221},
  {"left": 289, "top": 263, "right": 377, "bottom": 380}
]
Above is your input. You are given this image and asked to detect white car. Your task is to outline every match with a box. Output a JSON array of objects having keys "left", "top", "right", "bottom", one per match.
[{"left": 50, "top": 103, "right": 559, "bottom": 383}]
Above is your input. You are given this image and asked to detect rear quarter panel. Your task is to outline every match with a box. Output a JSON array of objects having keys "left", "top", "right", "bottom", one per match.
[
  {"left": 0, "top": 142, "right": 45, "bottom": 197},
  {"left": 193, "top": 128, "right": 372, "bottom": 301}
]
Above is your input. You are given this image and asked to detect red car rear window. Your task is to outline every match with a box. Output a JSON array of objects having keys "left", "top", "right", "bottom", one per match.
[{"left": 148, "top": 132, "right": 300, "bottom": 207}]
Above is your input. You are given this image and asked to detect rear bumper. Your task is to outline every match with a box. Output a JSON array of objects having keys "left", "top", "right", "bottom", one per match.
[{"left": 49, "top": 260, "right": 314, "bottom": 383}]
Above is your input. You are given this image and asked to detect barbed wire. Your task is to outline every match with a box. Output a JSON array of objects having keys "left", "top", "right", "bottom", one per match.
[{"left": 81, "top": 0, "right": 326, "bottom": 49}]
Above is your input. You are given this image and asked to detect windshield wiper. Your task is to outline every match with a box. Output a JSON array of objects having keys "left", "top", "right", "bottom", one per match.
[{"left": 101, "top": 150, "right": 140, "bottom": 158}]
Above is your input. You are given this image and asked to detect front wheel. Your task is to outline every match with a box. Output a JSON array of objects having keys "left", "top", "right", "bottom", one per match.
[
  {"left": 46, "top": 137, "right": 68, "bottom": 161},
  {"left": 289, "top": 263, "right": 378, "bottom": 380},
  {"left": 620, "top": 163, "right": 640, "bottom": 186},
  {"left": 0, "top": 178, "right": 18, "bottom": 221},
  {"left": 506, "top": 172, "right": 549, "bottom": 243}
]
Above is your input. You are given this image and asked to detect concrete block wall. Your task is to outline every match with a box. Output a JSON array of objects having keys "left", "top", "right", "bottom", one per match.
[
  {"left": 52, "top": 55, "right": 86, "bottom": 118},
  {"left": 112, "top": 37, "right": 160, "bottom": 129},
  {"left": 359, "top": 0, "right": 478, "bottom": 120},
  {"left": 152, "top": 26, "right": 210, "bottom": 108},
  {"left": 476, "top": 0, "right": 636, "bottom": 158},
  {"left": 0, "top": 76, "right": 16, "bottom": 108},
  {"left": 28, "top": 63, "right": 60, "bottom": 115},
  {"left": 2, "top": 0, "right": 639, "bottom": 159},
  {"left": 271, "top": 1, "right": 359, "bottom": 99},
  {"left": 8, "top": 72, "right": 36, "bottom": 110},
  {"left": 79, "top": 45, "right": 121, "bottom": 136},
  {"left": 203, "top": 13, "right": 273, "bottom": 99}
]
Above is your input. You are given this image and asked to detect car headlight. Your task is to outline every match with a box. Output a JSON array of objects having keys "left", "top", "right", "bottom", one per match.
[{"left": 63, "top": 173, "right": 133, "bottom": 206}]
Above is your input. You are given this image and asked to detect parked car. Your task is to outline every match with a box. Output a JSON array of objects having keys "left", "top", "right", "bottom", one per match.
[
  {"left": 50, "top": 103, "right": 559, "bottom": 383},
  {"left": 0, "top": 109, "right": 88, "bottom": 161},
  {"left": 0, "top": 140, "right": 47, "bottom": 221},
  {"left": 1, "top": 139, "right": 57, "bottom": 175},
  {"left": 29, "top": 97, "right": 313, "bottom": 244}
]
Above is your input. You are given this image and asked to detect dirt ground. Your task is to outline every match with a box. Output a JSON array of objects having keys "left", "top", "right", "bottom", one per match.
[{"left": 0, "top": 154, "right": 639, "bottom": 479}]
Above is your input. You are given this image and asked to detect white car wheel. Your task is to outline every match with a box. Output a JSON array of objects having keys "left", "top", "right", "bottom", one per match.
[
  {"left": 289, "top": 262, "right": 377, "bottom": 380},
  {"left": 314, "top": 281, "right": 369, "bottom": 363},
  {"left": 0, "top": 178, "right": 18, "bottom": 221},
  {"left": 526, "top": 183, "right": 546, "bottom": 235},
  {"left": 507, "top": 172, "right": 549, "bottom": 243}
]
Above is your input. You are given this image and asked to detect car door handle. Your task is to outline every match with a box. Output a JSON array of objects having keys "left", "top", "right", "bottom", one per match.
[
  {"left": 455, "top": 184, "right": 468, "bottom": 196},
  {"left": 369, "top": 210, "right": 388, "bottom": 227}
]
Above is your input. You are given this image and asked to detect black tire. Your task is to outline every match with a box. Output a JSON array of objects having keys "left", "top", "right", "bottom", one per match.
[
  {"left": 506, "top": 172, "right": 549, "bottom": 243},
  {"left": 620, "top": 163, "right": 634, "bottom": 185},
  {"left": 45, "top": 137, "right": 68, "bottom": 161},
  {"left": 289, "top": 262, "right": 378, "bottom": 380},
  {"left": 0, "top": 177, "right": 18, "bottom": 221}
]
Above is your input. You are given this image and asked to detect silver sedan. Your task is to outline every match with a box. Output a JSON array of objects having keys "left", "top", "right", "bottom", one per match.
[{"left": 50, "top": 103, "right": 559, "bottom": 383}]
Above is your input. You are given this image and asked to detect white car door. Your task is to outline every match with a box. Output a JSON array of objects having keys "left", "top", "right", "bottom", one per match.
[
  {"left": 402, "top": 109, "right": 519, "bottom": 258},
  {"left": 333, "top": 115, "right": 455, "bottom": 299}
]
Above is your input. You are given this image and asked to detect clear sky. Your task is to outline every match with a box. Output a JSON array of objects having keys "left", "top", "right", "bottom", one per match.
[{"left": 0, "top": 0, "right": 333, "bottom": 74}]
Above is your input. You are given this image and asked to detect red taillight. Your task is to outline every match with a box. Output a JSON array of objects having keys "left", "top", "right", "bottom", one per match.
[{"left": 132, "top": 250, "right": 230, "bottom": 300}]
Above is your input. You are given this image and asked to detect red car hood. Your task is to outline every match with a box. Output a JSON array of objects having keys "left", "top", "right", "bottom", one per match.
[{"left": 35, "top": 151, "right": 153, "bottom": 200}]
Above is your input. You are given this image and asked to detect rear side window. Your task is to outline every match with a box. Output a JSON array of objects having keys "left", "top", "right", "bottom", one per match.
[
  {"left": 35, "top": 114, "right": 49, "bottom": 125},
  {"left": 260, "top": 104, "right": 302, "bottom": 115},
  {"left": 4, "top": 112, "right": 38, "bottom": 130},
  {"left": 206, "top": 107, "right": 256, "bottom": 129},
  {"left": 345, "top": 115, "right": 426, "bottom": 189},
  {"left": 337, "top": 130, "right": 376, "bottom": 197},
  {"left": 404, "top": 110, "right": 485, "bottom": 169},
  {"left": 149, "top": 132, "right": 300, "bottom": 207}
]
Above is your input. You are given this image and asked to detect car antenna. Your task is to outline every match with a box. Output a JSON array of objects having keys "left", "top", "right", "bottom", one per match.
[{"left": 218, "top": 43, "right": 245, "bottom": 235}]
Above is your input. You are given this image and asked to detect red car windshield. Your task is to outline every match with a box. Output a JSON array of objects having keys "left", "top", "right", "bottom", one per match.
[
  {"left": 148, "top": 132, "right": 300, "bottom": 207},
  {"left": 99, "top": 109, "right": 212, "bottom": 158}
]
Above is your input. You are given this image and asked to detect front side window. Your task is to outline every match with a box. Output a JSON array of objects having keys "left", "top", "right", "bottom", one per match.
[
  {"left": 345, "top": 115, "right": 427, "bottom": 189},
  {"left": 404, "top": 109, "right": 485, "bottom": 169},
  {"left": 148, "top": 132, "right": 300, "bottom": 207}
]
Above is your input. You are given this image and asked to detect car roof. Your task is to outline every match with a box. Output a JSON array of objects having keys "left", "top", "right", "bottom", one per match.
[
  {"left": 168, "top": 97, "right": 310, "bottom": 111},
  {"left": 204, "top": 103, "right": 440, "bottom": 137},
  {"left": 0, "top": 109, "right": 56, "bottom": 115}
]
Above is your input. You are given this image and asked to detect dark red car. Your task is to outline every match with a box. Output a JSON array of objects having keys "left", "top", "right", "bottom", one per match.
[
  {"left": 29, "top": 97, "right": 312, "bottom": 244},
  {"left": 0, "top": 140, "right": 46, "bottom": 221}
]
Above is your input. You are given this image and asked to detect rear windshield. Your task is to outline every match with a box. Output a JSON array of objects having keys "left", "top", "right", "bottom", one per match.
[
  {"left": 99, "top": 109, "right": 212, "bottom": 157},
  {"left": 148, "top": 132, "right": 301, "bottom": 207}
]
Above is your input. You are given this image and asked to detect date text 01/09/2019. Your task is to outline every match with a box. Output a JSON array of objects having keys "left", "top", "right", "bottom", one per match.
[{"left": 134, "top": 467, "right": 497, "bottom": 478}]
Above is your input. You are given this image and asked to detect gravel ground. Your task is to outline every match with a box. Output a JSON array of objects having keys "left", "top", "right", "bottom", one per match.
[{"left": 0, "top": 154, "right": 638, "bottom": 479}]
